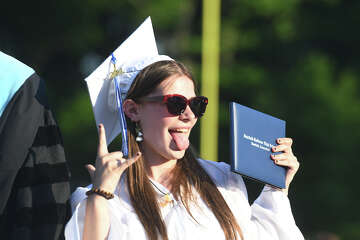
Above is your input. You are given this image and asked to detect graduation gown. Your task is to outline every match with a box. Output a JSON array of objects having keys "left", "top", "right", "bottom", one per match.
[
  {"left": 65, "top": 159, "right": 304, "bottom": 240},
  {"left": 0, "top": 52, "right": 71, "bottom": 240}
]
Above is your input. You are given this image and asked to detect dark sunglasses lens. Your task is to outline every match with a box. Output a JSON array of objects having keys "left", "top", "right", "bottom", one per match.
[
  {"left": 166, "top": 96, "right": 187, "bottom": 115},
  {"left": 190, "top": 97, "right": 208, "bottom": 117}
]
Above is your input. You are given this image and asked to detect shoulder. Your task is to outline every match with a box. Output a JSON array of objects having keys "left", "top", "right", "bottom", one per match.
[
  {"left": 0, "top": 51, "right": 35, "bottom": 116},
  {"left": 197, "top": 158, "right": 230, "bottom": 172},
  {"left": 197, "top": 158, "right": 231, "bottom": 186},
  {"left": 197, "top": 158, "right": 248, "bottom": 197}
]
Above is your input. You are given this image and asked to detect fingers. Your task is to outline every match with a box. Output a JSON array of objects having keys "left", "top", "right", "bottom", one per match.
[
  {"left": 85, "top": 164, "right": 96, "bottom": 181},
  {"left": 271, "top": 152, "right": 300, "bottom": 190},
  {"left": 276, "top": 137, "right": 293, "bottom": 146},
  {"left": 97, "top": 124, "right": 109, "bottom": 157},
  {"left": 271, "top": 153, "right": 299, "bottom": 169},
  {"left": 90, "top": 152, "right": 142, "bottom": 193},
  {"left": 271, "top": 137, "right": 296, "bottom": 165},
  {"left": 272, "top": 144, "right": 292, "bottom": 154},
  {"left": 271, "top": 138, "right": 293, "bottom": 155},
  {"left": 111, "top": 152, "right": 142, "bottom": 172},
  {"left": 271, "top": 137, "right": 299, "bottom": 190},
  {"left": 123, "top": 152, "right": 142, "bottom": 170},
  {"left": 99, "top": 151, "right": 123, "bottom": 165},
  {"left": 100, "top": 151, "right": 141, "bottom": 172}
]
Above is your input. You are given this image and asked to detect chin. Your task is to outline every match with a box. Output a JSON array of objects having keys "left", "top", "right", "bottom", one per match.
[{"left": 166, "top": 148, "right": 186, "bottom": 160}]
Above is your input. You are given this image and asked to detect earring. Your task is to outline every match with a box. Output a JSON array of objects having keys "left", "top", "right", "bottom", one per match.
[{"left": 135, "top": 122, "right": 143, "bottom": 142}]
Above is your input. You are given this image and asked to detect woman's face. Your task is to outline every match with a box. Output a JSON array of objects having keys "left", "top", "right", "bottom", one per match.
[{"left": 137, "top": 74, "right": 198, "bottom": 162}]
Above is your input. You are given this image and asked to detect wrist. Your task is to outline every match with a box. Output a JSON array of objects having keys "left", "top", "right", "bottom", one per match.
[
  {"left": 93, "top": 177, "right": 119, "bottom": 194},
  {"left": 264, "top": 184, "right": 288, "bottom": 196},
  {"left": 86, "top": 187, "right": 115, "bottom": 200}
]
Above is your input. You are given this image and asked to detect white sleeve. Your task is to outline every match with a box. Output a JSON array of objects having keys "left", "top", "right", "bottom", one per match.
[
  {"left": 199, "top": 159, "right": 304, "bottom": 240},
  {"left": 64, "top": 187, "right": 129, "bottom": 240},
  {"left": 225, "top": 165, "right": 304, "bottom": 240}
]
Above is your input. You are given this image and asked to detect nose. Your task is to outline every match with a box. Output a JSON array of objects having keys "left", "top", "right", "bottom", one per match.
[{"left": 179, "top": 105, "right": 196, "bottom": 121}]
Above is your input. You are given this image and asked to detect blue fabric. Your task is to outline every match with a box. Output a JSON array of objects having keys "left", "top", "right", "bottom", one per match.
[
  {"left": 0, "top": 51, "right": 35, "bottom": 117},
  {"left": 111, "top": 54, "right": 129, "bottom": 157}
]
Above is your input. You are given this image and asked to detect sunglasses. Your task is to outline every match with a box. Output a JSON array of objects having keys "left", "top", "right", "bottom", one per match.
[{"left": 140, "top": 94, "right": 208, "bottom": 118}]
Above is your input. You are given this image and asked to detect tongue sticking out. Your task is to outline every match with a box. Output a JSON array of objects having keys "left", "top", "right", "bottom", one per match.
[{"left": 170, "top": 131, "right": 189, "bottom": 151}]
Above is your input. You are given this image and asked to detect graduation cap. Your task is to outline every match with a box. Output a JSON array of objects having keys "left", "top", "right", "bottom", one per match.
[
  {"left": 0, "top": 51, "right": 35, "bottom": 117},
  {"left": 85, "top": 17, "right": 172, "bottom": 156}
]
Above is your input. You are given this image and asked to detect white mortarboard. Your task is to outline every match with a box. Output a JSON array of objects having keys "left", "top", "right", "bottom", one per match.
[{"left": 85, "top": 17, "right": 172, "bottom": 146}]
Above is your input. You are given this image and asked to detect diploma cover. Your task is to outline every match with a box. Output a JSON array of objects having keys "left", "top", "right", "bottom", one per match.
[{"left": 229, "top": 102, "right": 286, "bottom": 188}]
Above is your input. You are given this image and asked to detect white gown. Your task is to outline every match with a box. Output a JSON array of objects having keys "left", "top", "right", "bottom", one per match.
[{"left": 65, "top": 159, "right": 304, "bottom": 240}]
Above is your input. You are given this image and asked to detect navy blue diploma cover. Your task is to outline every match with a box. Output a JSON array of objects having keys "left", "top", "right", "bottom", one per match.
[{"left": 229, "top": 102, "right": 286, "bottom": 189}]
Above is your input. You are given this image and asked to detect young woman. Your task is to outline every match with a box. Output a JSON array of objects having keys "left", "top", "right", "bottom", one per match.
[{"left": 65, "top": 60, "right": 303, "bottom": 240}]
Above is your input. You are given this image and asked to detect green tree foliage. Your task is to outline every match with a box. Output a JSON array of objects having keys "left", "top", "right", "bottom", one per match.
[
  {"left": 219, "top": 1, "right": 360, "bottom": 239},
  {"left": 1, "top": 0, "right": 360, "bottom": 238}
]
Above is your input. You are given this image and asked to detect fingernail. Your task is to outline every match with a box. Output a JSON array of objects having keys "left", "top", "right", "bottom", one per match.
[
  {"left": 277, "top": 139, "right": 281, "bottom": 143},
  {"left": 272, "top": 147, "right": 276, "bottom": 152},
  {"left": 98, "top": 124, "right": 102, "bottom": 129},
  {"left": 136, "top": 152, "right": 141, "bottom": 156},
  {"left": 275, "top": 160, "right": 278, "bottom": 164}
]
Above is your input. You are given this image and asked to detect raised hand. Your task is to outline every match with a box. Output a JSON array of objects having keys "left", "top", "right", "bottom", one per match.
[
  {"left": 270, "top": 138, "right": 300, "bottom": 195},
  {"left": 85, "top": 124, "right": 141, "bottom": 193}
]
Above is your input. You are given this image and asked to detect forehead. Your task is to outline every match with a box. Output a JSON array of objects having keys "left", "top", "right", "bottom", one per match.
[{"left": 152, "top": 74, "right": 195, "bottom": 97}]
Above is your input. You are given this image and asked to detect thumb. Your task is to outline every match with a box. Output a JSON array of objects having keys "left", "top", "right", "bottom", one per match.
[{"left": 85, "top": 164, "right": 96, "bottom": 181}]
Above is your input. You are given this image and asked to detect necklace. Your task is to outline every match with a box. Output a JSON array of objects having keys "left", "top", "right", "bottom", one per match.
[{"left": 149, "top": 179, "right": 173, "bottom": 207}]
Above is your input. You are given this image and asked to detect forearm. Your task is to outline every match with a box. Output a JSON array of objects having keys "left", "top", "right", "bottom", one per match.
[
  {"left": 251, "top": 186, "right": 304, "bottom": 240},
  {"left": 83, "top": 195, "right": 110, "bottom": 240}
]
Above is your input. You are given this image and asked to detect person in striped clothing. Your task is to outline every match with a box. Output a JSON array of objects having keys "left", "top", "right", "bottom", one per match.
[{"left": 0, "top": 51, "right": 71, "bottom": 240}]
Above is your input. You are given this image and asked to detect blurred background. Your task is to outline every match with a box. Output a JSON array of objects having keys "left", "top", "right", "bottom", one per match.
[{"left": 1, "top": 0, "right": 360, "bottom": 239}]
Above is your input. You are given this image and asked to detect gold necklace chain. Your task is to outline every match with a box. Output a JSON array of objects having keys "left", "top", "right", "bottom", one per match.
[{"left": 149, "top": 179, "right": 173, "bottom": 207}]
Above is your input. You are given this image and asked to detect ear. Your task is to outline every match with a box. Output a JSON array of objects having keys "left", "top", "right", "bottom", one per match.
[{"left": 123, "top": 99, "right": 141, "bottom": 122}]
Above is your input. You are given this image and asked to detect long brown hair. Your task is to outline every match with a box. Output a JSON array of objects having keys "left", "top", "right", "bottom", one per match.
[{"left": 124, "top": 60, "right": 243, "bottom": 240}]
